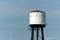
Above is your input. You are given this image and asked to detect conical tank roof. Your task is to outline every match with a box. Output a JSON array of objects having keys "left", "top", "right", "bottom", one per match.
[{"left": 31, "top": 10, "right": 45, "bottom": 13}]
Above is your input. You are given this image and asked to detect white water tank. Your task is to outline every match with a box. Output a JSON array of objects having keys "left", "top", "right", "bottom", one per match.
[{"left": 29, "top": 10, "right": 46, "bottom": 27}]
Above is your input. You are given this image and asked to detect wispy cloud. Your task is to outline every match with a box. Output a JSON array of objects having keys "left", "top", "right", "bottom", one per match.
[
  {"left": 45, "top": 37, "right": 52, "bottom": 40},
  {"left": 8, "top": 35, "right": 13, "bottom": 40}
]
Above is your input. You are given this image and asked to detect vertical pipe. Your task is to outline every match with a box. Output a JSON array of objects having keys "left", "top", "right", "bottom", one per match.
[
  {"left": 37, "top": 27, "right": 38, "bottom": 40},
  {"left": 31, "top": 27, "right": 34, "bottom": 40},
  {"left": 41, "top": 27, "right": 44, "bottom": 40}
]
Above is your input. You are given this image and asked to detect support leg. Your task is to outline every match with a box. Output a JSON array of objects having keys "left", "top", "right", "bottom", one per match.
[
  {"left": 31, "top": 27, "right": 34, "bottom": 40},
  {"left": 37, "top": 28, "right": 39, "bottom": 40},
  {"left": 41, "top": 27, "right": 44, "bottom": 40}
]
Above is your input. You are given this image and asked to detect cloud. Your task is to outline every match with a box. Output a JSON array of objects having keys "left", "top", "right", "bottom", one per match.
[
  {"left": 8, "top": 35, "right": 13, "bottom": 40},
  {"left": 45, "top": 37, "right": 52, "bottom": 40}
]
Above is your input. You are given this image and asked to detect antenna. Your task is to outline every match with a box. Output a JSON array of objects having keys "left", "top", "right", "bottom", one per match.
[{"left": 29, "top": 10, "right": 46, "bottom": 40}]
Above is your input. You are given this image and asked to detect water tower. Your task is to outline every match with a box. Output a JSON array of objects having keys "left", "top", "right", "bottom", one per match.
[{"left": 29, "top": 10, "right": 46, "bottom": 40}]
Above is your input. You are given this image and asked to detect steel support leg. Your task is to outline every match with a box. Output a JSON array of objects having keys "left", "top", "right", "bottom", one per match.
[
  {"left": 37, "top": 28, "right": 39, "bottom": 40},
  {"left": 41, "top": 27, "right": 44, "bottom": 40},
  {"left": 31, "top": 27, "right": 34, "bottom": 40}
]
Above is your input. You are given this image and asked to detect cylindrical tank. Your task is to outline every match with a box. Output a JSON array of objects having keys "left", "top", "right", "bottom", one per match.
[{"left": 29, "top": 10, "right": 46, "bottom": 28}]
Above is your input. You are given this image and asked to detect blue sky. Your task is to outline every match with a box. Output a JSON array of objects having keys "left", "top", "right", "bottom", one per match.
[{"left": 0, "top": 0, "right": 60, "bottom": 40}]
